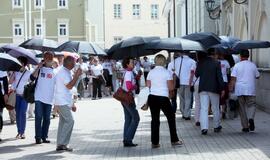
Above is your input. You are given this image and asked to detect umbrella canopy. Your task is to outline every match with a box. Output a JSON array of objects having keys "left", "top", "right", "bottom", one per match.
[
  {"left": 107, "top": 36, "right": 160, "bottom": 60},
  {"left": 233, "top": 40, "right": 270, "bottom": 51},
  {"left": 145, "top": 38, "right": 206, "bottom": 52},
  {"left": 56, "top": 41, "right": 107, "bottom": 56},
  {"left": 182, "top": 32, "right": 221, "bottom": 49},
  {"left": 2, "top": 44, "right": 39, "bottom": 65},
  {"left": 19, "top": 38, "right": 58, "bottom": 51},
  {"left": 211, "top": 36, "right": 241, "bottom": 54},
  {"left": 0, "top": 53, "right": 22, "bottom": 71}
]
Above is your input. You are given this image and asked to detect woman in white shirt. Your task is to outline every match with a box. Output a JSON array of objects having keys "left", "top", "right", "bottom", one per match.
[
  {"left": 146, "top": 54, "right": 182, "bottom": 148},
  {"left": 121, "top": 57, "right": 140, "bottom": 147},
  {"left": 10, "top": 57, "right": 31, "bottom": 139},
  {"left": 90, "top": 58, "right": 103, "bottom": 100}
]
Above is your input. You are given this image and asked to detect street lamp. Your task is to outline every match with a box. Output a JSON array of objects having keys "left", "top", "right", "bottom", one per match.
[
  {"left": 234, "top": 0, "right": 248, "bottom": 4},
  {"left": 204, "top": 0, "right": 221, "bottom": 20}
]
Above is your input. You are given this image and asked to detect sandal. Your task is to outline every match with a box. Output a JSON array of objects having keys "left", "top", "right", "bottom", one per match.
[{"left": 171, "top": 140, "right": 183, "bottom": 146}]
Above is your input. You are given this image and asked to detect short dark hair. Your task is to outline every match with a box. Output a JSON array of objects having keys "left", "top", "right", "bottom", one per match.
[
  {"left": 122, "top": 57, "right": 133, "bottom": 69},
  {"left": 17, "top": 56, "right": 28, "bottom": 66},
  {"left": 240, "top": 49, "right": 249, "bottom": 58},
  {"left": 63, "top": 56, "right": 75, "bottom": 67}
]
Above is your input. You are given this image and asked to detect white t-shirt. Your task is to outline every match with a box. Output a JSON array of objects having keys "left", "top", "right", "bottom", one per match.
[
  {"left": 147, "top": 66, "right": 173, "bottom": 97},
  {"left": 54, "top": 67, "right": 73, "bottom": 107},
  {"left": 142, "top": 61, "right": 152, "bottom": 72},
  {"left": 35, "top": 67, "right": 56, "bottom": 105},
  {"left": 219, "top": 59, "right": 230, "bottom": 83},
  {"left": 0, "top": 71, "right": 8, "bottom": 94},
  {"left": 231, "top": 60, "right": 260, "bottom": 96},
  {"left": 102, "top": 61, "right": 113, "bottom": 75},
  {"left": 174, "top": 56, "right": 196, "bottom": 85},
  {"left": 91, "top": 64, "right": 103, "bottom": 76},
  {"left": 12, "top": 70, "right": 31, "bottom": 95},
  {"left": 122, "top": 70, "right": 136, "bottom": 92}
]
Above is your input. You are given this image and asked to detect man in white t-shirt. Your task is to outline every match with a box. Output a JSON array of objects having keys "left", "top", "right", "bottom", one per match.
[
  {"left": 55, "top": 56, "right": 82, "bottom": 152},
  {"left": 90, "top": 58, "right": 103, "bottom": 99},
  {"left": 141, "top": 56, "right": 152, "bottom": 82},
  {"left": 174, "top": 53, "right": 196, "bottom": 120},
  {"left": 230, "top": 50, "right": 260, "bottom": 132},
  {"left": 31, "top": 51, "right": 56, "bottom": 144}
]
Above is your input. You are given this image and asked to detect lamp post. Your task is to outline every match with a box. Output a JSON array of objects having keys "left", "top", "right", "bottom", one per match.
[
  {"left": 204, "top": 0, "right": 221, "bottom": 20},
  {"left": 234, "top": 0, "right": 248, "bottom": 4}
]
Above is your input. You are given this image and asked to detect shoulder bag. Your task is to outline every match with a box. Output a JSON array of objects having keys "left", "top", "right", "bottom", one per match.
[
  {"left": 6, "top": 71, "right": 26, "bottom": 110},
  {"left": 113, "top": 71, "right": 134, "bottom": 106},
  {"left": 23, "top": 70, "right": 40, "bottom": 103}
]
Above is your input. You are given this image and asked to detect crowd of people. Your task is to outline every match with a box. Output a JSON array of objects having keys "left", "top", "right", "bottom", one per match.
[{"left": 0, "top": 48, "right": 260, "bottom": 151}]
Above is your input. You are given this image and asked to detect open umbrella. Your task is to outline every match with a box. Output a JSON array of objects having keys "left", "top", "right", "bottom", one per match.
[
  {"left": 20, "top": 38, "right": 58, "bottom": 52},
  {"left": 0, "top": 53, "right": 22, "bottom": 71},
  {"left": 183, "top": 32, "right": 221, "bottom": 49},
  {"left": 107, "top": 36, "right": 160, "bottom": 60},
  {"left": 145, "top": 38, "right": 206, "bottom": 52},
  {"left": 233, "top": 40, "right": 270, "bottom": 51},
  {"left": 2, "top": 45, "right": 39, "bottom": 65},
  {"left": 211, "top": 36, "right": 241, "bottom": 54},
  {"left": 56, "top": 41, "right": 107, "bottom": 56}
]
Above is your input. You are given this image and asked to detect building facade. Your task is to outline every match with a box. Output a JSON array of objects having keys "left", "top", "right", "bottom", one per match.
[
  {"left": 163, "top": 0, "right": 217, "bottom": 37},
  {"left": 0, "top": 0, "right": 88, "bottom": 45},
  {"left": 103, "top": 0, "right": 168, "bottom": 49}
]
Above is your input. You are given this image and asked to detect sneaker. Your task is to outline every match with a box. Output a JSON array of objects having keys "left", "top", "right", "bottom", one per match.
[
  {"left": 16, "top": 134, "right": 21, "bottom": 139},
  {"left": 201, "top": 129, "right": 208, "bottom": 135},
  {"left": 123, "top": 143, "right": 138, "bottom": 147},
  {"left": 195, "top": 122, "right": 200, "bottom": 126},
  {"left": 242, "top": 128, "right": 250, "bottom": 132},
  {"left": 249, "top": 119, "right": 255, "bottom": 131},
  {"left": 42, "top": 138, "right": 51, "bottom": 143},
  {"left": 214, "top": 126, "right": 222, "bottom": 133},
  {"left": 56, "top": 145, "right": 73, "bottom": 152},
  {"left": 171, "top": 141, "right": 183, "bottom": 147},
  {"left": 152, "top": 144, "right": 160, "bottom": 148},
  {"left": 36, "top": 139, "right": 42, "bottom": 144},
  {"left": 91, "top": 98, "right": 96, "bottom": 100},
  {"left": 21, "top": 134, "right": 25, "bottom": 139}
]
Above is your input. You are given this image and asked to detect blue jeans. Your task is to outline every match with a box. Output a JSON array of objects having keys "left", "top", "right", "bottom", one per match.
[
  {"left": 122, "top": 103, "right": 140, "bottom": 143},
  {"left": 35, "top": 101, "right": 52, "bottom": 139},
  {"left": 15, "top": 95, "right": 28, "bottom": 135}
]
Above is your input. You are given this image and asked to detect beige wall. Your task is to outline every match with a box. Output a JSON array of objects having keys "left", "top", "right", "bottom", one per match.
[
  {"left": 104, "top": 0, "right": 168, "bottom": 49},
  {"left": 0, "top": 0, "right": 87, "bottom": 45}
]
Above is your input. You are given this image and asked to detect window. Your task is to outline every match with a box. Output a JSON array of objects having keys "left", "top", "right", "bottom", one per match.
[
  {"left": 13, "top": 0, "right": 23, "bottom": 8},
  {"left": 132, "top": 4, "right": 141, "bottom": 19},
  {"left": 113, "top": 36, "right": 123, "bottom": 44},
  {"left": 13, "top": 23, "right": 23, "bottom": 36},
  {"left": 151, "top": 4, "right": 159, "bottom": 19},
  {"left": 58, "top": 0, "right": 68, "bottom": 9},
  {"left": 35, "top": 24, "right": 42, "bottom": 36},
  {"left": 59, "top": 24, "right": 67, "bottom": 36},
  {"left": 114, "top": 4, "right": 121, "bottom": 19},
  {"left": 35, "top": 0, "right": 44, "bottom": 8}
]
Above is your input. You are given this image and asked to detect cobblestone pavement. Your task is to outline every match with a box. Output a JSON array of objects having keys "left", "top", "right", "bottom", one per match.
[{"left": 1, "top": 97, "right": 270, "bottom": 160}]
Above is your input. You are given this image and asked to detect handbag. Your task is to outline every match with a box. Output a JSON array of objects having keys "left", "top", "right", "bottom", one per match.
[
  {"left": 173, "top": 57, "right": 183, "bottom": 89},
  {"left": 113, "top": 72, "right": 134, "bottom": 105},
  {"left": 23, "top": 70, "right": 40, "bottom": 103},
  {"left": 6, "top": 71, "right": 26, "bottom": 110},
  {"left": 190, "top": 78, "right": 198, "bottom": 93}
]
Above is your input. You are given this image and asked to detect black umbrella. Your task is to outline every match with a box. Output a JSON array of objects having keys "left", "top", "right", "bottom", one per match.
[
  {"left": 56, "top": 41, "right": 107, "bottom": 56},
  {"left": 19, "top": 38, "right": 58, "bottom": 52},
  {"left": 0, "top": 53, "right": 22, "bottom": 71},
  {"left": 233, "top": 40, "right": 270, "bottom": 51},
  {"left": 182, "top": 32, "right": 221, "bottom": 49},
  {"left": 211, "top": 36, "right": 241, "bottom": 54},
  {"left": 107, "top": 36, "right": 160, "bottom": 60},
  {"left": 145, "top": 38, "right": 206, "bottom": 52}
]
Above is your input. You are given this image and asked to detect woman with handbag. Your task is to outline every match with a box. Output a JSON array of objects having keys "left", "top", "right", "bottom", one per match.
[
  {"left": 146, "top": 54, "right": 183, "bottom": 148},
  {"left": 10, "top": 57, "right": 31, "bottom": 139},
  {"left": 121, "top": 57, "right": 140, "bottom": 147}
]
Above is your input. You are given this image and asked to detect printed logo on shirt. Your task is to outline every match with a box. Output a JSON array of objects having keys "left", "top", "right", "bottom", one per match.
[
  {"left": 47, "top": 74, "right": 53, "bottom": 79},
  {"left": 40, "top": 72, "right": 53, "bottom": 79},
  {"left": 41, "top": 73, "right": 46, "bottom": 78}
]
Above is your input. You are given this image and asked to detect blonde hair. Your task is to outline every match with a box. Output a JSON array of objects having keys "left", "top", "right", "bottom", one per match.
[{"left": 154, "top": 54, "right": 166, "bottom": 66}]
